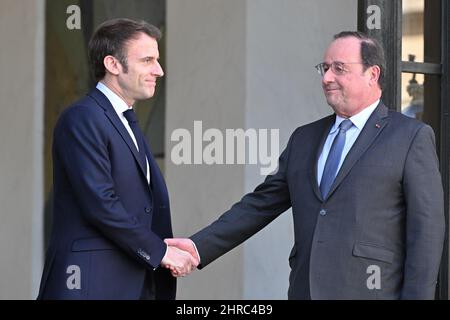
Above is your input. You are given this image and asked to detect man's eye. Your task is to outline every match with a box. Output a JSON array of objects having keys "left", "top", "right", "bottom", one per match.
[
  {"left": 323, "top": 65, "right": 330, "bottom": 72},
  {"left": 334, "top": 64, "right": 345, "bottom": 73}
]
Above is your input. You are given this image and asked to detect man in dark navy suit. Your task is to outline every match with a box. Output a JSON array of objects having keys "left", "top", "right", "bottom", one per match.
[{"left": 38, "top": 18, "right": 197, "bottom": 300}]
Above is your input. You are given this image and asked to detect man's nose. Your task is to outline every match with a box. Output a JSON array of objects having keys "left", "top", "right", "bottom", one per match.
[
  {"left": 322, "top": 68, "right": 334, "bottom": 84},
  {"left": 154, "top": 61, "right": 164, "bottom": 77}
]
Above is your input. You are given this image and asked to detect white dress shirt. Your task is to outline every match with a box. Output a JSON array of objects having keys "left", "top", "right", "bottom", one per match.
[{"left": 317, "top": 99, "right": 380, "bottom": 186}]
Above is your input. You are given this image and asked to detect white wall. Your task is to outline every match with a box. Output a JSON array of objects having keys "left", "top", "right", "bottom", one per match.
[
  {"left": 0, "top": 0, "right": 45, "bottom": 299},
  {"left": 166, "top": 0, "right": 247, "bottom": 299}
]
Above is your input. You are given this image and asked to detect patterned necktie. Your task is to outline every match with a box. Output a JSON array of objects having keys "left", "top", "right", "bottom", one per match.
[
  {"left": 123, "top": 109, "right": 147, "bottom": 174},
  {"left": 320, "top": 119, "right": 353, "bottom": 198}
]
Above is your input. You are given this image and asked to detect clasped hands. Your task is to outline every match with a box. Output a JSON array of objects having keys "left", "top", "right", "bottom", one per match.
[{"left": 161, "top": 238, "right": 199, "bottom": 277}]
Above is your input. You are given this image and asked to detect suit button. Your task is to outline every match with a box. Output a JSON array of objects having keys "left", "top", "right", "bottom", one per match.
[
  {"left": 145, "top": 207, "right": 151, "bottom": 213},
  {"left": 319, "top": 209, "right": 327, "bottom": 216}
]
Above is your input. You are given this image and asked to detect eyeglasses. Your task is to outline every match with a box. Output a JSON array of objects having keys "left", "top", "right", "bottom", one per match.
[{"left": 315, "top": 61, "right": 364, "bottom": 76}]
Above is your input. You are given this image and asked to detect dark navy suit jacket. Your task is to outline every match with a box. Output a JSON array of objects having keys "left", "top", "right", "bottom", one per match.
[{"left": 38, "top": 88, "right": 175, "bottom": 299}]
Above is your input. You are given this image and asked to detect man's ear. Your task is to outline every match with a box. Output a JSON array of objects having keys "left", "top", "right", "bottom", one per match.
[
  {"left": 368, "top": 65, "right": 381, "bottom": 87},
  {"left": 103, "top": 55, "right": 121, "bottom": 76}
]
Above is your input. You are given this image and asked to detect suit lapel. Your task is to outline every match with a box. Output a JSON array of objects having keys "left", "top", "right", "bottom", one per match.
[
  {"left": 87, "top": 89, "right": 149, "bottom": 179},
  {"left": 309, "top": 115, "right": 335, "bottom": 201},
  {"left": 325, "top": 102, "right": 389, "bottom": 200}
]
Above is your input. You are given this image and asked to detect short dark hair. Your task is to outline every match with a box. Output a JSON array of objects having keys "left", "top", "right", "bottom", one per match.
[
  {"left": 88, "top": 18, "right": 161, "bottom": 81},
  {"left": 333, "top": 31, "right": 386, "bottom": 90}
]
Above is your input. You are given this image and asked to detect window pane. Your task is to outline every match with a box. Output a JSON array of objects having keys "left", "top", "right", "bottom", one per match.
[
  {"left": 402, "top": 0, "right": 424, "bottom": 63},
  {"left": 401, "top": 72, "right": 441, "bottom": 150},
  {"left": 401, "top": 72, "right": 424, "bottom": 119}
]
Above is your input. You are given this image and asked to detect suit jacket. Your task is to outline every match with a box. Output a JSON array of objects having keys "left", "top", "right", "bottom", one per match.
[
  {"left": 191, "top": 102, "right": 445, "bottom": 299},
  {"left": 38, "top": 88, "right": 175, "bottom": 299}
]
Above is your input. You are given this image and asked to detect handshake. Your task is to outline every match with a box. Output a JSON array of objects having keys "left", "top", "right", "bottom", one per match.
[{"left": 161, "top": 238, "right": 199, "bottom": 277}]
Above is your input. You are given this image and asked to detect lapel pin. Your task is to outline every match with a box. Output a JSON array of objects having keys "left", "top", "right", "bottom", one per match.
[{"left": 375, "top": 124, "right": 381, "bottom": 129}]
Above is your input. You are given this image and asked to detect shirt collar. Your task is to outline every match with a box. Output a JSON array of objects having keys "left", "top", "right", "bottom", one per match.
[
  {"left": 330, "top": 99, "right": 380, "bottom": 134},
  {"left": 96, "top": 82, "right": 132, "bottom": 115}
]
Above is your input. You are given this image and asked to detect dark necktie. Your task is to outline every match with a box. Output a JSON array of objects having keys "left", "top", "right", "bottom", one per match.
[
  {"left": 320, "top": 119, "right": 353, "bottom": 198},
  {"left": 123, "top": 109, "right": 148, "bottom": 175}
]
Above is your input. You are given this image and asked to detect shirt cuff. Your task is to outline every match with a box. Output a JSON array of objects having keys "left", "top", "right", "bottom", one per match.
[
  {"left": 156, "top": 244, "right": 169, "bottom": 270},
  {"left": 191, "top": 240, "right": 201, "bottom": 264}
]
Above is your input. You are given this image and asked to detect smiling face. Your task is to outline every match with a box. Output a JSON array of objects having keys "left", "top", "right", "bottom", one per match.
[
  {"left": 103, "top": 32, "right": 164, "bottom": 106},
  {"left": 321, "top": 36, "right": 381, "bottom": 118}
]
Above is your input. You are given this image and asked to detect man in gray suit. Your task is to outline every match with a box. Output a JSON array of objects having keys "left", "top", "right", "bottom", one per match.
[{"left": 166, "top": 31, "right": 445, "bottom": 299}]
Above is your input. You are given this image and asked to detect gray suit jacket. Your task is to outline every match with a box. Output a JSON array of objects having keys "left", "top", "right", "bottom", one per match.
[{"left": 191, "top": 102, "right": 445, "bottom": 299}]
